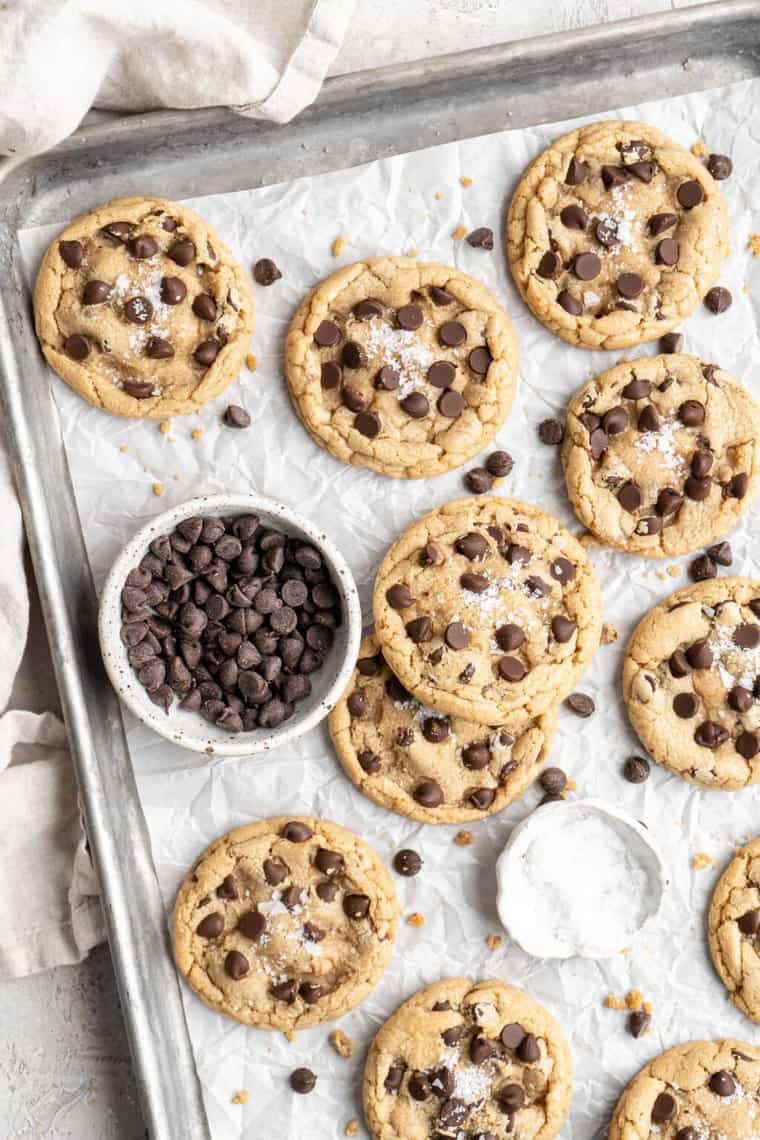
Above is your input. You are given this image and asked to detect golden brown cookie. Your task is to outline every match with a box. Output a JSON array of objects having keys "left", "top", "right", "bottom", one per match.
[
  {"left": 34, "top": 196, "right": 254, "bottom": 417},
  {"left": 709, "top": 837, "right": 760, "bottom": 1024},
  {"left": 373, "top": 497, "right": 602, "bottom": 725},
  {"left": 284, "top": 257, "right": 519, "bottom": 478},
  {"left": 607, "top": 1039, "right": 760, "bottom": 1139},
  {"left": 624, "top": 578, "right": 760, "bottom": 789},
  {"left": 507, "top": 120, "right": 729, "bottom": 349},
  {"left": 328, "top": 632, "right": 557, "bottom": 822},
  {"left": 173, "top": 817, "right": 398, "bottom": 1030},
  {"left": 563, "top": 354, "right": 760, "bottom": 557},
  {"left": 363, "top": 977, "right": 572, "bottom": 1140}
]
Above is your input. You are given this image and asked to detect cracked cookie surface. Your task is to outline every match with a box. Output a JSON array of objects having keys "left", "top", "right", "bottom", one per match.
[
  {"left": 328, "top": 631, "right": 557, "bottom": 823},
  {"left": 34, "top": 196, "right": 254, "bottom": 418},
  {"left": 507, "top": 120, "right": 729, "bottom": 349},
  {"left": 624, "top": 579, "right": 760, "bottom": 789},
  {"left": 284, "top": 257, "right": 519, "bottom": 478},
  {"left": 563, "top": 354, "right": 760, "bottom": 557},
  {"left": 709, "top": 837, "right": 760, "bottom": 1025},
  {"left": 362, "top": 977, "right": 572, "bottom": 1140},
  {"left": 373, "top": 497, "right": 602, "bottom": 725},
  {"left": 173, "top": 817, "right": 398, "bottom": 1030},
  {"left": 608, "top": 1039, "right": 760, "bottom": 1139}
]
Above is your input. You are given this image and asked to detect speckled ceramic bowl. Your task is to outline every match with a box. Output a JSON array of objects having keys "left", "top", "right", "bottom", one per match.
[{"left": 98, "top": 493, "right": 361, "bottom": 757}]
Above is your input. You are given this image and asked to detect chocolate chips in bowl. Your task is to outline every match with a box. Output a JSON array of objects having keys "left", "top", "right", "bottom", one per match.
[{"left": 98, "top": 495, "right": 361, "bottom": 756}]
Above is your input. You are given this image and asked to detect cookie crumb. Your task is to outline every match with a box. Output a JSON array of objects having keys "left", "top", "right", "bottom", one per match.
[
  {"left": 605, "top": 994, "right": 627, "bottom": 1011},
  {"left": 330, "top": 1028, "right": 355, "bottom": 1059},
  {"left": 691, "top": 140, "right": 709, "bottom": 157},
  {"left": 460, "top": 176, "right": 473, "bottom": 187},
  {"left": 332, "top": 234, "right": 346, "bottom": 257},
  {"left": 152, "top": 482, "right": 163, "bottom": 497},
  {"left": 600, "top": 623, "right": 618, "bottom": 645},
  {"left": 345, "top": 1121, "right": 360, "bottom": 1137},
  {"left": 454, "top": 830, "right": 473, "bottom": 846},
  {"left": 626, "top": 990, "right": 644, "bottom": 1011},
  {"left": 643, "top": 1000, "right": 653, "bottom": 1015},
  {"left": 231, "top": 1090, "right": 249, "bottom": 1105},
  {"left": 452, "top": 224, "right": 468, "bottom": 240},
  {"left": 565, "top": 778, "right": 578, "bottom": 792},
  {"left": 406, "top": 248, "right": 420, "bottom": 258},
  {"left": 119, "top": 444, "right": 129, "bottom": 453},
  {"left": 407, "top": 911, "right": 425, "bottom": 927},
  {"left": 245, "top": 353, "right": 257, "bottom": 371},
  {"left": 434, "top": 192, "right": 445, "bottom": 201},
  {"left": 159, "top": 420, "right": 171, "bottom": 435},
  {"left": 486, "top": 933, "right": 502, "bottom": 951},
  {"left": 693, "top": 852, "right": 714, "bottom": 870},
  {"left": 284, "top": 1028, "right": 298, "bottom": 1043},
  {"left": 667, "top": 564, "right": 682, "bottom": 577},
  {"left": 749, "top": 234, "right": 760, "bottom": 257},
  {"left": 191, "top": 427, "right": 204, "bottom": 442},
  {"left": 577, "top": 530, "right": 600, "bottom": 549}
]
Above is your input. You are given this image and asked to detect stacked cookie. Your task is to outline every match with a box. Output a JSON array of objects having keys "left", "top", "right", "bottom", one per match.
[{"left": 330, "top": 496, "right": 602, "bottom": 823}]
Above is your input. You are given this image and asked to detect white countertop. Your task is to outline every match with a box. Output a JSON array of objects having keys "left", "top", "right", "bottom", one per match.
[{"left": 0, "top": 2, "right": 706, "bottom": 1136}]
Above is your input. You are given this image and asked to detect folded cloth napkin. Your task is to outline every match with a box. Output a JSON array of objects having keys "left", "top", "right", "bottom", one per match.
[
  {"left": 0, "top": 0, "right": 354, "bottom": 978},
  {"left": 0, "top": 0, "right": 355, "bottom": 158}
]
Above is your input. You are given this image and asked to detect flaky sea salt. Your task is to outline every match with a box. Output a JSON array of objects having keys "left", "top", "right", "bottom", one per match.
[
  {"left": 359, "top": 318, "right": 435, "bottom": 398},
  {"left": 708, "top": 623, "right": 760, "bottom": 690},
  {"left": 459, "top": 565, "right": 525, "bottom": 617},
  {"left": 451, "top": 1064, "right": 490, "bottom": 1104},
  {"left": 634, "top": 416, "right": 686, "bottom": 472}
]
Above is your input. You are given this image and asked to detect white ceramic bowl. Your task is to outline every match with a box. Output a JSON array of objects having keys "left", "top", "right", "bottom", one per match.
[
  {"left": 98, "top": 493, "right": 361, "bottom": 757},
  {"left": 495, "top": 798, "right": 665, "bottom": 959}
]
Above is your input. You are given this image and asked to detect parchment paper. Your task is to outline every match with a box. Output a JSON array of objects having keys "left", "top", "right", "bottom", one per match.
[{"left": 19, "top": 76, "right": 760, "bottom": 1139}]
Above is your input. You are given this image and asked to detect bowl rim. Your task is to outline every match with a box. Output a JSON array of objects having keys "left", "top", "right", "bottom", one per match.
[{"left": 98, "top": 492, "right": 362, "bottom": 758}]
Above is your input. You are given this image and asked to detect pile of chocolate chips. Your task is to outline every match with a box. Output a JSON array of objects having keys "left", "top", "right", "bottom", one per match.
[{"left": 120, "top": 513, "right": 342, "bottom": 732}]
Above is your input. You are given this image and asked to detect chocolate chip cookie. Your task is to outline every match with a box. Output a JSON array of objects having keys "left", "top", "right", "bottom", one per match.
[
  {"left": 709, "top": 837, "right": 760, "bottom": 1024},
  {"left": 608, "top": 1039, "right": 760, "bottom": 1140},
  {"left": 624, "top": 579, "right": 760, "bottom": 789},
  {"left": 363, "top": 977, "right": 572, "bottom": 1140},
  {"left": 507, "top": 120, "right": 729, "bottom": 349},
  {"left": 563, "top": 354, "right": 760, "bottom": 556},
  {"left": 34, "top": 196, "right": 254, "bottom": 417},
  {"left": 173, "top": 817, "right": 398, "bottom": 1030},
  {"left": 328, "top": 632, "right": 557, "bottom": 823},
  {"left": 284, "top": 257, "right": 519, "bottom": 478},
  {"left": 373, "top": 497, "right": 602, "bottom": 725}
]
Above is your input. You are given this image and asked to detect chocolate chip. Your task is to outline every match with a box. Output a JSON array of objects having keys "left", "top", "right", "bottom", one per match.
[
  {"left": 314, "top": 848, "right": 343, "bottom": 877},
  {"left": 617, "top": 273, "right": 644, "bottom": 299},
  {"left": 467, "top": 227, "right": 493, "bottom": 249},
  {"left": 669, "top": 650, "right": 692, "bottom": 678},
  {"left": 462, "top": 742, "right": 490, "bottom": 770},
  {"left": 320, "top": 361, "right": 342, "bottom": 390},
  {"left": 434, "top": 621, "right": 469, "bottom": 657},
  {"left": 551, "top": 615, "right": 577, "bottom": 643},
  {"left": 430, "top": 286, "right": 455, "bottom": 306},
  {"left": 347, "top": 691, "right": 367, "bottom": 718},
  {"left": 707, "top": 541, "right": 732, "bottom": 566},
  {"left": 687, "top": 639, "right": 713, "bottom": 669},
  {"left": 314, "top": 320, "right": 340, "bottom": 347},
  {"left": 707, "top": 153, "right": 732, "bottom": 180},
  {"left": 651, "top": 1092, "right": 676, "bottom": 1124},
  {"left": 540, "top": 767, "right": 567, "bottom": 794},
  {"left": 464, "top": 468, "right": 493, "bottom": 494},
  {"left": 685, "top": 476, "right": 712, "bottom": 502},
  {"left": 161, "top": 276, "right": 187, "bottom": 305},
  {"left": 82, "top": 279, "right": 111, "bottom": 305},
  {"left": 194, "top": 339, "right": 221, "bottom": 367},
  {"left": 290, "top": 1068, "right": 316, "bottom": 1094},
  {"left": 728, "top": 472, "right": 749, "bottom": 499},
  {"left": 469, "top": 787, "right": 495, "bottom": 810},
  {"left": 618, "top": 481, "right": 641, "bottom": 513},
  {"left": 661, "top": 332, "right": 684, "bottom": 353},
  {"left": 355, "top": 411, "right": 381, "bottom": 438},
  {"left": 691, "top": 449, "right": 714, "bottom": 478},
  {"left": 455, "top": 532, "right": 487, "bottom": 560},
  {"left": 408, "top": 1072, "right": 431, "bottom": 1101},
  {"left": 677, "top": 180, "right": 704, "bottom": 208},
  {"left": 470, "top": 1036, "right": 495, "bottom": 1064},
  {"left": 461, "top": 572, "right": 489, "bottom": 593},
  {"left": 735, "top": 623, "right": 760, "bottom": 649},
  {"left": 695, "top": 720, "right": 729, "bottom": 748},
  {"left": 427, "top": 360, "right": 456, "bottom": 389},
  {"left": 299, "top": 981, "right": 324, "bottom": 1004},
  {"left": 342, "top": 341, "right": 367, "bottom": 370},
  {"left": 128, "top": 234, "right": 158, "bottom": 259},
  {"left": 537, "top": 251, "right": 561, "bottom": 279},
  {"left": 343, "top": 893, "right": 370, "bottom": 919},
  {"left": 629, "top": 160, "right": 656, "bottom": 182},
  {"left": 656, "top": 238, "right": 680, "bottom": 266},
  {"left": 561, "top": 204, "right": 587, "bottom": 230},
  {"left": 601, "top": 164, "right": 629, "bottom": 189},
  {"left": 315, "top": 880, "right": 339, "bottom": 902},
  {"left": 196, "top": 912, "right": 224, "bottom": 938},
  {"left": 253, "top": 258, "right": 282, "bottom": 285},
  {"left": 375, "top": 365, "right": 399, "bottom": 390},
  {"left": 217, "top": 874, "right": 238, "bottom": 899},
  {"left": 624, "top": 755, "right": 650, "bottom": 783},
  {"left": 485, "top": 451, "right": 512, "bottom": 478},
  {"left": 557, "top": 289, "right": 582, "bottom": 315},
  {"left": 728, "top": 685, "right": 753, "bottom": 713},
  {"left": 628, "top": 1010, "right": 651, "bottom": 1038},
  {"left": 414, "top": 780, "right": 443, "bottom": 808},
  {"left": 497, "top": 656, "right": 526, "bottom": 682},
  {"left": 124, "top": 296, "right": 153, "bottom": 325},
  {"left": 59, "top": 240, "right": 84, "bottom": 268},
  {"left": 565, "top": 156, "right": 589, "bottom": 184},
  {"left": 468, "top": 346, "right": 492, "bottom": 375},
  {"left": 589, "top": 428, "right": 608, "bottom": 459},
  {"left": 146, "top": 336, "right": 174, "bottom": 359},
  {"left": 393, "top": 849, "right": 422, "bottom": 876},
  {"left": 689, "top": 554, "right": 716, "bottom": 582},
  {"left": 566, "top": 692, "right": 594, "bottom": 717},
  {"left": 167, "top": 239, "right": 195, "bottom": 266},
  {"left": 603, "top": 406, "right": 630, "bottom": 435},
  {"left": 538, "top": 418, "right": 564, "bottom": 445},
  {"left": 673, "top": 692, "right": 698, "bottom": 718},
  {"left": 101, "top": 221, "right": 135, "bottom": 243},
  {"left": 387, "top": 583, "right": 413, "bottom": 609},
  {"left": 224, "top": 950, "right": 249, "bottom": 979},
  {"left": 517, "top": 1033, "right": 540, "bottom": 1062},
  {"left": 397, "top": 304, "right": 423, "bottom": 330},
  {"left": 738, "top": 908, "right": 760, "bottom": 935},
  {"left": 704, "top": 286, "right": 732, "bottom": 314},
  {"left": 649, "top": 212, "right": 678, "bottom": 236},
  {"left": 438, "top": 389, "right": 464, "bottom": 418},
  {"left": 678, "top": 399, "right": 705, "bottom": 426},
  {"left": 406, "top": 616, "right": 432, "bottom": 643},
  {"left": 64, "top": 334, "right": 90, "bottom": 361},
  {"left": 281, "top": 821, "right": 313, "bottom": 842},
  {"left": 238, "top": 910, "right": 265, "bottom": 941},
  {"left": 638, "top": 404, "right": 661, "bottom": 432},
  {"left": 438, "top": 321, "right": 466, "bottom": 347},
  {"left": 656, "top": 488, "right": 684, "bottom": 517},
  {"left": 497, "top": 1084, "right": 525, "bottom": 1112},
  {"left": 263, "top": 858, "right": 287, "bottom": 886},
  {"left": 495, "top": 624, "right": 525, "bottom": 652},
  {"left": 401, "top": 391, "right": 429, "bottom": 418},
  {"left": 192, "top": 293, "right": 217, "bottom": 321},
  {"left": 271, "top": 978, "right": 298, "bottom": 1003},
  {"left": 574, "top": 251, "right": 601, "bottom": 280},
  {"left": 420, "top": 542, "right": 444, "bottom": 567},
  {"left": 223, "top": 404, "right": 251, "bottom": 429},
  {"left": 709, "top": 1070, "right": 736, "bottom": 1097}
]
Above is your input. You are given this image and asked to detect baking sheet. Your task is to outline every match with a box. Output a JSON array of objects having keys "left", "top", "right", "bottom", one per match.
[{"left": 19, "top": 75, "right": 760, "bottom": 1138}]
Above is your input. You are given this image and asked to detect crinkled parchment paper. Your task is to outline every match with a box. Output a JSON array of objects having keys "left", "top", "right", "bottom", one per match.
[{"left": 19, "top": 76, "right": 760, "bottom": 1139}]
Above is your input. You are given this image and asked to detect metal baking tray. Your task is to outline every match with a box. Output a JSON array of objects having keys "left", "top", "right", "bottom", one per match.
[{"left": 0, "top": 2, "right": 757, "bottom": 1135}]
